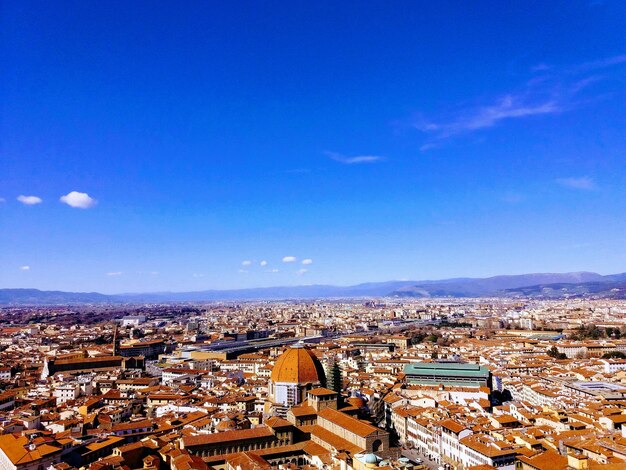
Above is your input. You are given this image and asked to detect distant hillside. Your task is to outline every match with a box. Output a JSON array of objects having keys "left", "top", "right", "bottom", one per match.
[
  {"left": 388, "top": 272, "right": 606, "bottom": 298},
  {"left": 0, "top": 288, "right": 118, "bottom": 305},
  {"left": 0, "top": 281, "right": 419, "bottom": 305},
  {"left": 1, "top": 272, "right": 625, "bottom": 304},
  {"left": 111, "top": 280, "right": 420, "bottom": 302},
  {"left": 504, "top": 280, "right": 626, "bottom": 299}
]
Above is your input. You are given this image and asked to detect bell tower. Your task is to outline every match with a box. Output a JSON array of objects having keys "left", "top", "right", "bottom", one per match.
[{"left": 112, "top": 323, "right": 119, "bottom": 356}]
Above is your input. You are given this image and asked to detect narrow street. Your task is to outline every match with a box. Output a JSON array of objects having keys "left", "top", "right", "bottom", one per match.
[{"left": 401, "top": 447, "right": 444, "bottom": 470}]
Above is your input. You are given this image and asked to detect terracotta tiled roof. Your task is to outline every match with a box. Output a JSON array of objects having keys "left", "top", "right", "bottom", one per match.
[
  {"left": 0, "top": 434, "right": 62, "bottom": 465},
  {"left": 265, "top": 416, "right": 292, "bottom": 428},
  {"left": 226, "top": 452, "right": 271, "bottom": 469},
  {"left": 182, "top": 427, "right": 274, "bottom": 447},
  {"left": 307, "top": 387, "right": 337, "bottom": 396},
  {"left": 289, "top": 405, "right": 317, "bottom": 417},
  {"left": 317, "top": 408, "right": 381, "bottom": 438},
  {"left": 517, "top": 450, "right": 568, "bottom": 470},
  {"left": 309, "top": 424, "right": 363, "bottom": 454},
  {"left": 439, "top": 418, "right": 467, "bottom": 434}
]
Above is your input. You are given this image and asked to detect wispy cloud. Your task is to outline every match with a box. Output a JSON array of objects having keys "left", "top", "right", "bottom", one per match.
[
  {"left": 531, "top": 63, "right": 551, "bottom": 72},
  {"left": 570, "top": 75, "right": 603, "bottom": 93},
  {"left": 419, "top": 142, "right": 440, "bottom": 152},
  {"left": 241, "top": 260, "right": 253, "bottom": 266},
  {"left": 19, "top": 265, "right": 30, "bottom": 271},
  {"left": 260, "top": 260, "right": 268, "bottom": 267},
  {"left": 282, "top": 256, "right": 297, "bottom": 263},
  {"left": 301, "top": 258, "right": 313, "bottom": 265},
  {"left": 414, "top": 53, "right": 626, "bottom": 147},
  {"left": 325, "top": 151, "right": 384, "bottom": 164},
  {"left": 60, "top": 191, "right": 97, "bottom": 209},
  {"left": 415, "top": 95, "right": 560, "bottom": 140},
  {"left": 569, "top": 54, "right": 626, "bottom": 73},
  {"left": 17, "top": 195, "right": 42, "bottom": 205},
  {"left": 556, "top": 176, "right": 596, "bottom": 190},
  {"left": 106, "top": 271, "right": 122, "bottom": 277},
  {"left": 297, "top": 268, "right": 308, "bottom": 275},
  {"left": 0, "top": 197, "right": 5, "bottom": 203}
]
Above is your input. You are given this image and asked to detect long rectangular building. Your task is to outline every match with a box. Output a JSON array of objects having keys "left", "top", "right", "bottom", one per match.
[
  {"left": 403, "top": 362, "right": 492, "bottom": 389},
  {"left": 119, "top": 340, "right": 165, "bottom": 359}
]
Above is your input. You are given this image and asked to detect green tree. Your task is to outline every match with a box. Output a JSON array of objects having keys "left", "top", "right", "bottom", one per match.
[
  {"left": 602, "top": 351, "right": 626, "bottom": 359},
  {"left": 325, "top": 359, "right": 343, "bottom": 393},
  {"left": 547, "top": 346, "right": 567, "bottom": 360}
]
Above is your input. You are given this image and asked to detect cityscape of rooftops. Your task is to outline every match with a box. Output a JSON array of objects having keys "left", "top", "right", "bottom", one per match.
[{"left": 2, "top": 2, "right": 626, "bottom": 470}]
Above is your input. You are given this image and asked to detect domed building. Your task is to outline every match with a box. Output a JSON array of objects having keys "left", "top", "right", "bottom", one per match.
[
  {"left": 355, "top": 453, "right": 382, "bottom": 468},
  {"left": 269, "top": 344, "right": 326, "bottom": 410}
]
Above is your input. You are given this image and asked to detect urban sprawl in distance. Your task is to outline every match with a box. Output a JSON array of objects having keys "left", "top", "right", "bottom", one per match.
[{"left": 1, "top": 299, "right": 626, "bottom": 470}]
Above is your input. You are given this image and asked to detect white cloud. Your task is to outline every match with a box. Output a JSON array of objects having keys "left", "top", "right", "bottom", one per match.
[
  {"left": 267, "top": 268, "right": 280, "bottom": 273},
  {"left": 297, "top": 268, "right": 308, "bottom": 275},
  {"left": 260, "top": 260, "right": 268, "bottom": 267},
  {"left": 192, "top": 273, "right": 205, "bottom": 278},
  {"left": 238, "top": 269, "right": 249, "bottom": 274},
  {"left": 106, "top": 272, "right": 122, "bottom": 277},
  {"left": 19, "top": 265, "right": 30, "bottom": 271},
  {"left": 282, "top": 256, "right": 297, "bottom": 263},
  {"left": 415, "top": 95, "right": 560, "bottom": 139},
  {"left": 301, "top": 258, "right": 313, "bottom": 265},
  {"left": 241, "top": 260, "right": 253, "bottom": 266},
  {"left": 17, "top": 195, "right": 42, "bottom": 205},
  {"left": 325, "top": 151, "right": 384, "bottom": 164},
  {"left": 556, "top": 176, "right": 596, "bottom": 190},
  {"left": 60, "top": 191, "right": 97, "bottom": 209}
]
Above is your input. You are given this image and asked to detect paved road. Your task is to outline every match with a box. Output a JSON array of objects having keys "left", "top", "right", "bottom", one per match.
[{"left": 401, "top": 447, "right": 442, "bottom": 470}]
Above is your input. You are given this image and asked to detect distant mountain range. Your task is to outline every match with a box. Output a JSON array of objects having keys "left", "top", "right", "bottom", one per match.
[
  {"left": 389, "top": 272, "right": 623, "bottom": 298},
  {"left": 2, "top": 271, "right": 625, "bottom": 305},
  {"left": 0, "top": 289, "right": 116, "bottom": 305}
]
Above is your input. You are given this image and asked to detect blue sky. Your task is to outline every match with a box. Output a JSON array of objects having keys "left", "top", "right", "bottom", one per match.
[{"left": 1, "top": 1, "right": 626, "bottom": 293}]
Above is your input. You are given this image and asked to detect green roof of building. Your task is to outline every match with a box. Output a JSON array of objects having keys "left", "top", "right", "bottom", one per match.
[
  {"left": 527, "top": 334, "right": 563, "bottom": 340},
  {"left": 403, "top": 362, "right": 490, "bottom": 378},
  {"left": 405, "top": 379, "right": 485, "bottom": 388}
]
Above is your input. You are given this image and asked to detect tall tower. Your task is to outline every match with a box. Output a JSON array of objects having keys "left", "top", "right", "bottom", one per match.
[{"left": 112, "top": 323, "right": 119, "bottom": 356}]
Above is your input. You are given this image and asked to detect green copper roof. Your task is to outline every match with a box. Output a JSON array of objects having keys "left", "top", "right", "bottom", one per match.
[
  {"left": 403, "top": 362, "right": 490, "bottom": 378},
  {"left": 405, "top": 379, "right": 485, "bottom": 388}
]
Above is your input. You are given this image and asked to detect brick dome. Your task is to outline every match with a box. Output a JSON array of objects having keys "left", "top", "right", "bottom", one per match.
[{"left": 270, "top": 345, "right": 326, "bottom": 384}]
